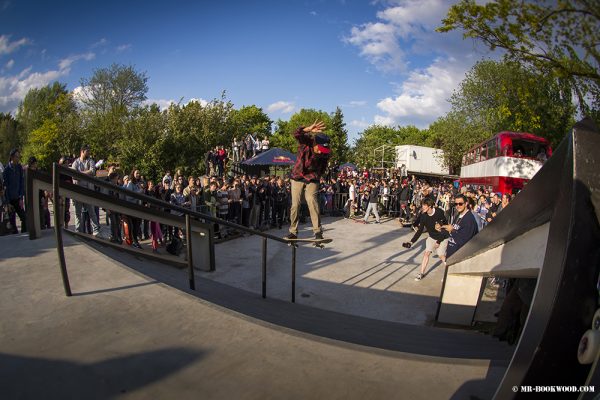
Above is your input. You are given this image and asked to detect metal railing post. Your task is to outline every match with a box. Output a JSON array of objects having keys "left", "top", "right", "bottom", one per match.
[
  {"left": 291, "top": 246, "right": 296, "bottom": 303},
  {"left": 52, "top": 163, "right": 71, "bottom": 297},
  {"left": 262, "top": 237, "right": 267, "bottom": 298},
  {"left": 186, "top": 214, "right": 196, "bottom": 290}
]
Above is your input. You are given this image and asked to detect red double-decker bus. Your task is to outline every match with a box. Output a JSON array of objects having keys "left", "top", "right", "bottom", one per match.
[{"left": 460, "top": 131, "right": 552, "bottom": 194}]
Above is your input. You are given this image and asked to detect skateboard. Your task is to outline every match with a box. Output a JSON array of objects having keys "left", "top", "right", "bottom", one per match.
[
  {"left": 121, "top": 216, "right": 133, "bottom": 246},
  {"left": 284, "top": 237, "right": 333, "bottom": 248},
  {"left": 577, "top": 307, "right": 600, "bottom": 364}
]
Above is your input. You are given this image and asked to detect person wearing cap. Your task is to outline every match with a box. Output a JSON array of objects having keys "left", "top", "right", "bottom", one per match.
[
  {"left": 2, "top": 148, "right": 27, "bottom": 233},
  {"left": 71, "top": 144, "right": 103, "bottom": 237},
  {"left": 285, "top": 120, "right": 331, "bottom": 241}
]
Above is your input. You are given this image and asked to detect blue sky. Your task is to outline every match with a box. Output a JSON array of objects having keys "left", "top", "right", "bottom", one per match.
[{"left": 0, "top": 0, "right": 493, "bottom": 143}]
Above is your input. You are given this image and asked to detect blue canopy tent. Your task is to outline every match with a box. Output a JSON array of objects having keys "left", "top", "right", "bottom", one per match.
[
  {"left": 339, "top": 162, "right": 357, "bottom": 171},
  {"left": 241, "top": 148, "right": 296, "bottom": 166},
  {"left": 240, "top": 148, "right": 296, "bottom": 176}
]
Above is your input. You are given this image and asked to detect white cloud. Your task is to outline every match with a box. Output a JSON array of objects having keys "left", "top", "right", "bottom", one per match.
[
  {"left": 0, "top": 67, "right": 64, "bottom": 108},
  {"left": 143, "top": 97, "right": 208, "bottom": 110},
  {"left": 374, "top": 57, "right": 468, "bottom": 127},
  {"left": 71, "top": 85, "right": 87, "bottom": 104},
  {"left": 348, "top": 100, "right": 367, "bottom": 107},
  {"left": 377, "top": 0, "right": 447, "bottom": 38},
  {"left": 0, "top": 53, "right": 95, "bottom": 111},
  {"left": 350, "top": 118, "right": 371, "bottom": 129},
  {"left": 267, "top": 101, "right": 295, "bottom": 113},
  {"left": 0, "top": 35, "right": 30, "bottom": 56},
  {"left": 58, "top": 52, "right": 95, "bottom": 71},
  {"left": 4, "top": 59, "right": 14, "bottom": 69},
  {"left": 345, "top": 22, "right": 404, "bottom": 72},
  {"left": 116, "top": 44, "right": 132, "bottom": 52},
  {"left": 345, "top": 0, "right": 492, "bottom": 127},
  {"left": 344, "top": 0, "right": 458, "bottom": 73},
  {"left": 91, "top": 38, "right": 109, "bottom": 48},
  {"left": 188, "top": 97, "right": 208, "bottom": 107},
  {"left": 373, "top": 115, "right": 396, "bottom": 126},
  {"left": 310, "top": 10, "right": 317, "bottom": 16}
]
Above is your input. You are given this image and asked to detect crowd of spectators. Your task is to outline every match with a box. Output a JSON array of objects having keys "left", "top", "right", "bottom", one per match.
[
  {"left": 1, "top": 143, "right": 517, "bottom": 256},
  {"left": 0, "top": 142, "right": 538, "bottom": 347}
]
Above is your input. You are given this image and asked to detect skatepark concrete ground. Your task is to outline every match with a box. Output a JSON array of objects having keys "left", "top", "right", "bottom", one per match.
[
  {"left": 0, "top": 216, "right": 512, "bottom": 399},
  {"left": 210, "top": 216, "right": 466, "bottom": 326}
]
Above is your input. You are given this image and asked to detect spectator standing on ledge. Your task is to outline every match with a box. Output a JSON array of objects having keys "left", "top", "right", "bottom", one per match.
[{"left": 285, "top": 120, "right": 331, "bottom": 241}]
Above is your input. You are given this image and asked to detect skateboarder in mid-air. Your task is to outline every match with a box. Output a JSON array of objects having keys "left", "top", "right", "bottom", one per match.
[{"left": 284, "top": 120, "right": 331, "bottom": 242}]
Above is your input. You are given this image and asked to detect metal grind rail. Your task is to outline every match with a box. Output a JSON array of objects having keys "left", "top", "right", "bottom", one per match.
[{"left": 27, "top": 164, "right": 302, "bottom": 302}]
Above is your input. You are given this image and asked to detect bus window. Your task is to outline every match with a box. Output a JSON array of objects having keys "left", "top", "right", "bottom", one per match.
[
  {"left": 536, "top": 146, "right": 548, "bottom": 162},
  {"left": 475, "top": 148, "right": 480, "bottom": 162},
  {"left": 480, "top": 144, "right": 487, "bottom": 161},
  {"left": 487, "top": 139, "right": 497, "bottom": 158},
  {"left": 513, "top": 139, "right": 541, "bottom": 158}
]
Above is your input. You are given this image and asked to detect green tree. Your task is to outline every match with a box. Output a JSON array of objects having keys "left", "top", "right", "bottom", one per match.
[
  {"left": 49, "top": 93, "right": 82, "bottom": 158},
  {"left": 329, "top": 107, "right": 350, "bottom": 165},
  {"left": 230, "top": 105, "right": 272, "bottom": 141},
  {"left": 438, "top": 0, "right": 599, "bottom": 119},
  {"left": 116, "top": 104, "right": 169, "bottom": 181},
  {"left": 79, "top": 63, "right": 148, "bottom": 114},
  {"left": 16, "top": 81, "right": 68, "bottom": 142},
  {"left": 20, "top": 91, "right": 82, "bottom": 168},
  {"left": 165, "top": 93, "right": 236, "bottom": 175},
  {"left": 430, "top": 60, "right": 575, "bottom": 172},
  {"left": 351, "top": 125, "right": 434, "bottom": 168},
  {"left": 450, "top": 60, "right": 574, "bottom": 146},
  {"left": 0, "top": 113, "right": 20, "bottom": 162},
  {"left": 22, "top": 120, "right": 61, "bottom": 169},
  {"left": 270, "top": 119, "right": 296, "bottom": 152},
  {"left": 79, "top": 64, "right": 149, "bottom": 160},
  {"left": 428, "top": 112, "right": 485, "bottom": 174},
  {"left": 271, "top": 108, "right": 332, "bottom": 153}
]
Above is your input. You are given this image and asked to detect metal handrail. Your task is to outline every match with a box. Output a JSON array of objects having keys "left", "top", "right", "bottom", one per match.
[
  {"left": 30, "top": 164, "right": 300, "bottom": 302},
  {"left": 55, "top": 164, "right": 289, "bottom": 244}
]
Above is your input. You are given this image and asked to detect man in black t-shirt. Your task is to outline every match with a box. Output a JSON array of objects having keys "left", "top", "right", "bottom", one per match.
[{"left": 402, "top": 197, "right": 449, "bottom": 280}]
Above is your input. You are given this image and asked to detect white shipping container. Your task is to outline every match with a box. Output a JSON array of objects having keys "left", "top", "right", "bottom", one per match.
[{"left": 395, "top": 145, "right": 448, "bottom": 176}]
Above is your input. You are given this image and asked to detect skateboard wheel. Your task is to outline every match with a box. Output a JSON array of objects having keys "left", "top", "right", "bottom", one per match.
[
  {"left": 577, "top": 329, "right": 600, "bottom": 364},
  {"left": 593, "top": 308, "right": 600, "bottom": 330}
]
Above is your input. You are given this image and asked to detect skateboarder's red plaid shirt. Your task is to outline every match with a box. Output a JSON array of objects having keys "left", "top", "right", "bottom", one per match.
[{"left": 290, "top": 127, "right": 329, "bottom": 183}]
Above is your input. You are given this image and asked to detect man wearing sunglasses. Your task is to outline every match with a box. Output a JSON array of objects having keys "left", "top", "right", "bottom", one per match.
[{"left": 440, "top": 194, "right": 479, "bottom": 259}]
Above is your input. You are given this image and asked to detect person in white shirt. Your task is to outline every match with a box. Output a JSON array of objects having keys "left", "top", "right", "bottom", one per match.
[
  {"left": 261, "top": 136, "right": 270, "bottom": 152},
  {"left": 347, "top": 179, "right": 357, "bottom": 217}
]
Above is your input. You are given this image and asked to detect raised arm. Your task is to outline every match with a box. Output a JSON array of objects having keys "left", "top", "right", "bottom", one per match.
[{"left": 294, "top": 120, "right": 326, "bottom": 145}]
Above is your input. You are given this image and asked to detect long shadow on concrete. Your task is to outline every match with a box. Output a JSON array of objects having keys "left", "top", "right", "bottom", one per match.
[
  {"left": 0, "top": 348, "right": 205, "bottom": 399},
  {"left": 81, "top": 237, "right": 512, "bottom": 363}
]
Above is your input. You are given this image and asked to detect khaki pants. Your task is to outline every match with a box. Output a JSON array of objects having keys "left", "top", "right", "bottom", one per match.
[{"left": 290, "top": 180, "right": 321, "bottom": 235}]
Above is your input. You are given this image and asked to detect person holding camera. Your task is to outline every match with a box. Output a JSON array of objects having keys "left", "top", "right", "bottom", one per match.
[{"left": 402, "top": 197, "right": 449, "bottom": 281}]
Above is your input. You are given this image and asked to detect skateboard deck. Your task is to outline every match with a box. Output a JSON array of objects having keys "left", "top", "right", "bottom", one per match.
[
  {"left": 121, "top": 216, "right": 133, "bottom": 246},
  {"left": 283, "top": 237, "right": 332, "bottom": 248}
]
